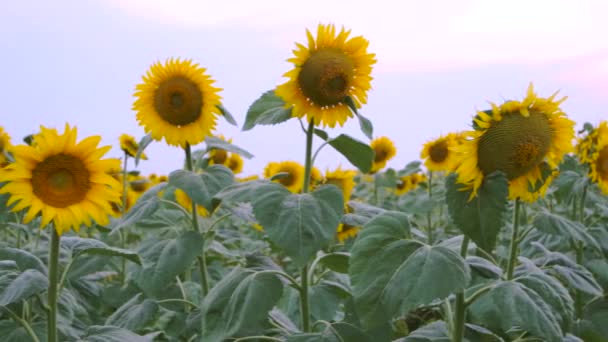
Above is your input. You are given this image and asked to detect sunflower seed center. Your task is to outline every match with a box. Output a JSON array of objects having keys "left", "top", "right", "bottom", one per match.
[
  {"left": 597, "top": 146, "right": 608, "bottom": 179},
  {"left": 429, "top": 140, "right": 449, "bottom": 163},
  {"left": 32, "top": 154, "right": 91, "bottom": 208},
  {"left": 298, "top": 49, "right": 355, "bottom": 107},
  {"left": 154, "top": 76, "right": 203, "bottom": 126}
]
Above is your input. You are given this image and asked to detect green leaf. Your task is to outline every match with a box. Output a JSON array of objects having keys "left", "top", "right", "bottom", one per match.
[
  {"left": 328, "top": 134, "right": 374, "bottom": 173},
  {"left": 585, "top": 259, "right": 608, "bottom": 290},
  {"left": 253, "top": 184, "right": 344, "bottom": 266},
  {"left": 401, "top": 321, "right": 449, "bottom": 342},
  {"left": 0, "top": 247, "right": 46, "bottom": 273},
  {"left": 574, "top": 298, "right": 608, "bottom": 342},
  {"left": 243, "top": 90, "right": 293, "bottom": 131},
  {"left": 135, "top": 134, "right": 153, "bottom": 167},
  {"left": 0, "top": 269, "right": 48, "bottom": 305},
  {"left": 468, "top": 281, "right": 563, "bottom": 342},
  {"left": 287, "top": 322, "right": 374, "bottom": 342},
  {"left": 134, "top": 231, "right": 205, "bottom": 297},
  {"left": 533, "top": 210, "right": 601, "bottom": 252},
  {"left": 0, "top": 321, "right": 46, "bottom": 342},
  {"left": 201, "top": 268, "right": 283, "bottom": 341},
  {"left": 467, "top": 256, "right": 502, "bottom": 279},
  {"left": 318, "top": 252, "right": 350, "bottom": 274},
  {"left": 169, "top": 166, "right": 235, "bottom": 211},
  {"left": 445, "top": 172, "right": 509, "bottom": 252},
  {"left": 105, "top": 294, "right": 158, "bottom": 331},
  {"left": 204, "top": 136, "right": 253, "bottom": 159},
  {"left": 314, "top": 128, "right": 329, "bottom": 141},
  {"left": 62, "top": 237, "right": 141, "bottom": 265},
  {"left": 78, "top": 325, "right": 153, "bottom": 342},
  {"left": 216, "top": 104, "right": 237, "bottom": 126},
  {"left": 345, "top": 95, "right": 373, "bottom": 140},
  {"left": 114, "top": 183, "right": 167, "bottom": 231},
  {"left": 350, "top": 211, "right": 470, "bottom": 328}
]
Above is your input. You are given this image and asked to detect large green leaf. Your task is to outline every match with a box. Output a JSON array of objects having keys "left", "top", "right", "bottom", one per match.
[
  {"left": 201, "top": 268, "right": 283, "bottom": 341},
  {"left": 318, "top": 252, "right": 350, "bottom": 274},
  {"left": 243, "top": 90, "right": 293, "bottom": 131},
  {"left": 0, "top": 247, "right": 46, "bottom": 273},
  {"left": 169, "top": 166, "right": 234, "bottom": 211},
  {"left": 574, "top": 298, "right": 608, "bottom": 342},
  {"left": 287, "top": 322, "right": 374, "bottom": 342},
  {"left": 468, "top": 280, "right": 563, "bottom": 342},
  {"left": 445, "top": 172, "right": 509, "bottom": 252},
  {"left": 0, "top": 321, "right": 46, "bottom": 342},
  {"left": 78, "top": 325, "right": 153, "bottom": 342},
  {"left": 309, "top": 282, "right": 349, "bottom": 321},
  {"left": 204, "top": 136, "right": 253, "bottom": 159},
  {"left": 399, "top": 321, "right": 503, "bottom": 342},
  {"left": 349, "top": 211, "right": 470, "bottom": 328},
  {"left": 533, "top": 210, "right": 601, "bottom": 252},
  {"left": 253, "top": 184, "right": 344, "bottom": 266},
  {"left": 328, "top": 134, "right": 374, "bottom": 173},
  {"left": 0, "top": 269, "right": 48, "bottom": 305},
  {"left": 62, "top": 237, "right": 141, "bottom": 265},
  {"left": 586, "top": 259, "right": 608, "bottom": 290},
  {"left": 105, "top": 294, "right": 158, "bottom": 331},
  {"left": 134, "top": 231, "right": 204, "bottom": 297},
  {"left": 114, "top": 183, "right": 167, "bottom": 231}
]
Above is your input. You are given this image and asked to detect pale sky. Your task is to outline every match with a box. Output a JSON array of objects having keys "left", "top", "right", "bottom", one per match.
[{"left": 1, "top": 0, "right": 607, "bottom": 176}]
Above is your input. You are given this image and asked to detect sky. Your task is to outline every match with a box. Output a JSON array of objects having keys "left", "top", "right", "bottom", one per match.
[{"left": 1, "top": 0, "right": 607, "bottom": 177}]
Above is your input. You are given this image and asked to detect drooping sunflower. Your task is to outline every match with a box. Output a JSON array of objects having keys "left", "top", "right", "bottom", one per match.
[
  {"left": 337, "top": 223, "right": 360, "bottom": 242},
  {"left": 119, "top": 134, "right": 147, "bottom": 160},
  {"left": 455, "top": 84, "right": 575, "bottom": 202},
  {"left": 208, "top": 134, "right": 231, "bottom": 166},
  {"left": 370, "top": 136, "right": 397, "bottom": 173},
  {"left": 323, "top": 166, "right": 357, "bottom": 202},
  {"left": 0, "top": 124, "right": 121, "bottom": 235},
  {"left": 264, "top": 160, "right": 305, "bottom": 193},
  {"left": 395, "top": 173, "right": 427, "bottom": 195},
  {"left": 133, "top": 58, "right": 223, "bottom": 148},
  {"left": 0, "top": 126, "right": 12, "bottom": 167},
  {"left": 174, "top": 188, "right": 209, "bottom": 217},
  {"left": 578, "top": 121, "right": 608, "bottom": 194},
  {"left": 226, "top": 153, "right": 244, "bottom": 174},
  {"left": 420, "top": 133, "right": 460, "bottom": 172},
  {"left": 275, "top": 23, "right": 376, "bottom": 128}
]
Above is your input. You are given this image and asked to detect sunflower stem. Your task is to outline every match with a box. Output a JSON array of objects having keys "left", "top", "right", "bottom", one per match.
[
  {"left": 506, "top": 199, "right": 522, "bottom": 280},
  {"left": 185, "top": 143, "right": 209, "bottom": 296},
  {"left": 299, "top": 119, "right": 315, "bottom": 333},
  {"left": 47, "top": 229, "right": 60, "bottom": 342},
  {"left": 120, "top": 152, "right": 128, "bottom": 285},
  {"left": 427, "top": 171, "right": 434, "bottom": 244},
  {"left": 452, "top": 236, "right": 469, "bottom": 342},
  {"left": 575, "top": 182, "right": 588, "bottom": 318}
]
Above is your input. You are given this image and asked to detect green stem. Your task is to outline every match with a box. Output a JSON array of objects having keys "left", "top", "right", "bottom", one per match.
[
  {"left": 427, "top": 171, "right": 434, "bottom": 244},
  {"left": 47, "top": 229, "right": 60, "bottom": 342},
  {"left": 506, "top": 200, "right": 522, "bottom": 280},
  {"left": 120, "top": 152, "right": 128, "bottom": 285},
  {"left": 299, "top": 119, "right": 315, "bottom": 333},
  {"left": 185, "top": 143, "right": 209, "bottom": 296},
  {"left": 1, "top": 306, "right": 40, "bottom": 342},
  {"left": 452, "top": 236, "right": 469, "bottom": 342},
  {"left": 255, "top": 270, "right": 301, "bottom": 291}
]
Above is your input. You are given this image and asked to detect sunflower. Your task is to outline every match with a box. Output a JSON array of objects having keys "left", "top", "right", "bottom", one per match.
[
  {"left": 455, "top": 84, "right": 574, "bottom": 202},
  {"left": 129, "top": 175, "right": 150, "bottom": 194},
  {"left": 208, "top": 134, "right": 231, "bottom": 166},
  {"left": 578, "top": 121, "right": 608, "bottom": 194},
  {"left": 395, "top": 173, "right": 427, "bottom": 195},
  {"left": 323, "top": 166, "right": 357, "bottom": 202},
  {"left": 370, "top": 136, "right": 397, "bottom": 173},
  {"left": 133, "top": 58, "right": 223, "bottom": 148},
  {"left": 337, "top": 223, "right": 360, "bottom": 242},
  {"left": 174, "top": 189, "right": 208, "bottom": 217},
  {"left": 264, "top": 160, "right": 305, "bottom": 193},
  {"left": 420, "top": 133, "right": 460, "bottom": 172},
  {"left": 0, "top": 124, "right": 121, "bottom": 235},
  {"left": 111, "top": 189, "right": 137, "bottom": 217},
  {"left": 237, "top": 174, "right": 259, "bottom": 182},
  {"left": 119, "top": 134, "right": 147, "bottom": 160},
  {"left": 310, "top": 167, "right": 323, "bottom": 186},
  {"left": 224, "top": 153, "right": 243, "bottom": 174},
  {"left": 0, "top": 126, "right": 12, "bottom": 167},
  {"left": 275, "top": 23, "right": 376, "bottom": 128}
]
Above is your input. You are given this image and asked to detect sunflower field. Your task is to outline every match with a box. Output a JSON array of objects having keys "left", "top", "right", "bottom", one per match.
[{"left": 1, "top": 23, "right": 608, "bottom": 342}]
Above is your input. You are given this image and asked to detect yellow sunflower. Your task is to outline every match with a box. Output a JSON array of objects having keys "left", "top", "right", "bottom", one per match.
[
  {"left": 148, "top": 173, "right": 159, "bottom": 184},
  {"left": 111, "top": 189, "right": 137, "bottom": 217},
  {"left": 337, "top": 223, "right": 360, "bottom": 242},
  {"left": 264, "top": 160, "right": 305, "bottom": 193},
  {"left": 133, "top": 58, "right": 223, "bottom": 148},
  {"left": 323, "top": 166, "right": 357, "bottom": 202},
  {"left": 579, "top": 121, "right": 608, "bottom": 194},
  {"left": 208, "top": 134, "right": 231, "bottom": 166},
  {"left": 395, "top": 173, "right": 427, "bottom": 195},
  {"left": 455, "top": 84, "right": 575, "bottom": 202},
  {"left": 226, "top": 153, "right": 244, "bottom": 174},
  {"left": 420, "top": 133, "right": 460, "bottom": 172},
  {"left": 158, "top": 175, "right": 168, "bottom": 182},
  {"left": 370, "top": 136, "right": 397, "bottom": 173},
  {"left": 0, "top": 126, "right": 12, "bottom": 167},
  {"left": 129, "top": 175, "right": 150, "bottom": 194},
  {"left": 119, "top": 134, "right": 147, "bottom": 160},
  {"left": 174, "top": 189, "right": 209, "bottom": 217},
  {"left": 0, "top": 124, "right": 121, "bottom": 235},
  {"left": 275, "top": 23, "right": 376, "bottom": 128}
]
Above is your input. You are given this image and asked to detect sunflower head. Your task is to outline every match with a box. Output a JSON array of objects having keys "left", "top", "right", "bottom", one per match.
[
  {"left": 337, "top": 223, "right": 360, "bottom": 242},
  {"left": 264, "top": 160, "right": 305, "bottom": 193},
  {"left": 395, "top": 173, "right": 427, "bottom": 195},
  {"left": 275, "top": 23, "right": 376, "bottom": 128},
  {"left": 0, "top": 126, "right": 12, "bottom": 167},
  {"left": 226, "top": 153, "right": 244, "bottom": 174},
  {"left": 129, "top": 176, "right": 150, "bottom": 193},
  {"left": 323, "top": 166, "right": 357, "bottom": 202},
  {"left": 370, "top": 136, "right": 397, "bottom": 173},
  {"left": 119, "top": 134, "right": 147, "bottom": 160},
  {"left": 0, "top": 124, "right": 121, "bottom": 235},
  {"left": 455, "top": 84, "right": 575, "bottom": 201},
  {"left": 133, "top": 58, "right": 223, "bottom": 148},
  {"left": 578, "top": 121, "right": 608, "bottom": 194},
  {"left": 420, "top": 133, "right": 461, "bottom": 172},
  {"left": 174, "top": 189, "right": 208, "bottom": 217}
]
